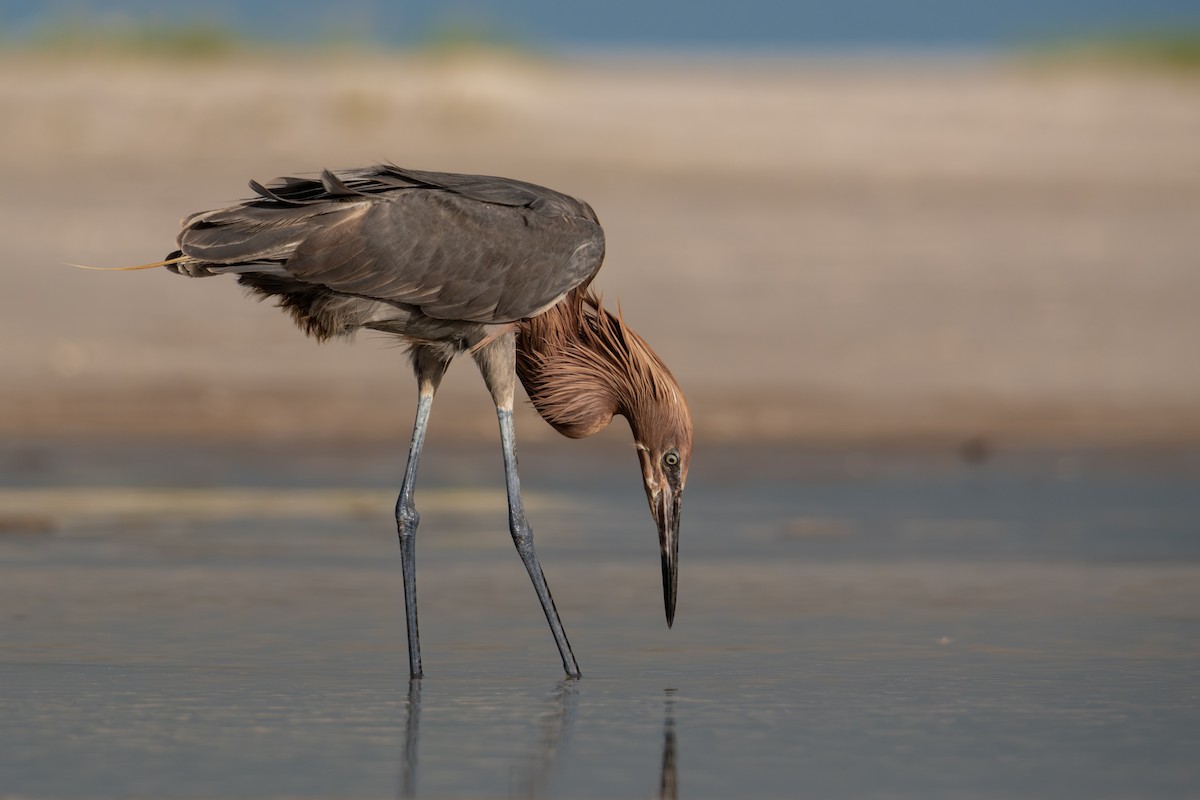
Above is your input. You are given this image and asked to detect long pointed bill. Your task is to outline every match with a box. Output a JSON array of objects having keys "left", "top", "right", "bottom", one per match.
[{"left": 656, "top": 489, "right": 682, "bottom": 627}]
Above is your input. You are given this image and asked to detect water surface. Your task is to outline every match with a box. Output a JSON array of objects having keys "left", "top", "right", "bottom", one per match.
[{"left": 1, "top": 439, "right": 1198, "bottom": 798}]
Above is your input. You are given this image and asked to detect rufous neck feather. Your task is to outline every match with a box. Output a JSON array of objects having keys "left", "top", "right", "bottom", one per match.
[{"left": 516, "top": 289, "right": 691, "bottom": 442}]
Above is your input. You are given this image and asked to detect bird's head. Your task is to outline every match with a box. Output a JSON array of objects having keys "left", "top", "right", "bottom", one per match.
[
  {"left": 516, "top": 288, "right": 694, "bottom": 627},
  {"left": 630, "top": 402, "right": 692, "bottom": 628}
]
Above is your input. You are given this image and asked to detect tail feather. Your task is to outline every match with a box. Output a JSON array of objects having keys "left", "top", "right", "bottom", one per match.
[{"left": 67, "top": 255, "right": 187, "bottom": 271}]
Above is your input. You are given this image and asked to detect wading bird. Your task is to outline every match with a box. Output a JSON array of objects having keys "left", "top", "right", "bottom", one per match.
[{"left": 110, "top": 165, "right": 692, "bottom": 679}]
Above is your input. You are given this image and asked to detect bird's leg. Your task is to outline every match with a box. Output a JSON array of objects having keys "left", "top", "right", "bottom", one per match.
[
  {"left": 498, "top": 405, "right": 582, "bottom": 678},
  {"left": 474, "top": 334, "right": 581, "bottom": 678},
  {"left": 396, "top": 346, "right": 451, "bottom": 680},
  {"left": 397, "top": 385, "right": 431, "bottom": 679}
]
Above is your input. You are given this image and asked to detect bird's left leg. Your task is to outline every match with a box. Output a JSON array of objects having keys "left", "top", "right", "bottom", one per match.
[
  {"left": 397, "top": 345, "right": 452, "bottom": 680},
  {"left": 474, "top": 333, "right": 581, "bottom": 678}
]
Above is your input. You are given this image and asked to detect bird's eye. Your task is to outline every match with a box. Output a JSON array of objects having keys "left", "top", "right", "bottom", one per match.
[{"left": 663, "top": 450, "right": 680, "bottom": 468}]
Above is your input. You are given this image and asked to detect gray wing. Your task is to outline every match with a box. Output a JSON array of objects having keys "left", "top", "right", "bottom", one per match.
[{"left": 174, "top": 165, "right": 606, "bottom": 323}]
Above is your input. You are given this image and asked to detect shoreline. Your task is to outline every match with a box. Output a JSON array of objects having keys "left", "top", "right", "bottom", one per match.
[{"left": 3, "top": 385, "right": 1197, "bottom": 447}]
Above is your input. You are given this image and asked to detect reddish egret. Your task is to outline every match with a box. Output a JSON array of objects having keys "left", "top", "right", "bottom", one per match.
[{"left": 107, "top": 165, "right": 693, "bottom": 678}]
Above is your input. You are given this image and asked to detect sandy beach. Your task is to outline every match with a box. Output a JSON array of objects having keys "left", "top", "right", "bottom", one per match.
[{"left": 2, "top": 51, "right": 1198, "bottom": 444}]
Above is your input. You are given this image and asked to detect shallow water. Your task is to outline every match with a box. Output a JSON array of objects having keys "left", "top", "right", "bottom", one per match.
[{"left": 2, "top": 439, "right": 1198, "bottom": 798}]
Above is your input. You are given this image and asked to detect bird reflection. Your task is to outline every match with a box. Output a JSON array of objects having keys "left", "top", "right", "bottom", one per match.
[
  {"left": 511, "top": 679, "right": 579, "bottom": 798},
  {"left": 399, "top": 678, "right": 421, "bottom": 800},
  {"left": 660, "top": 688, "right": 678, "bottom": 800},
  {"left": 396, "top": 679, "right": 577, "bottom": 800},
  {"left": 397, "top": 681, "right": 679, "bottom": 799}
]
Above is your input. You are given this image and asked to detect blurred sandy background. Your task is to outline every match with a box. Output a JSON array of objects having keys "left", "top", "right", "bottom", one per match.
[{"left": 2, "top": 48, "right": 1198, "bottom": 446}]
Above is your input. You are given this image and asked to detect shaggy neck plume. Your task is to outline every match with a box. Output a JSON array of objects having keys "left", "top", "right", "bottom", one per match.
[{"left": 515, "top": 289, "right": 690, "bottom": 442}]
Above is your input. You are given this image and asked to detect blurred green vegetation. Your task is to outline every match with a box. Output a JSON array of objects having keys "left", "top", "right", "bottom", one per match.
[
  {"left": 0, "top": 12, "right": 539, "bottom": 63},
  {"left": 1029, "top": 29, "right": 1200, "bottom": 73},
  {"left": 12, "top": 16, "right": 244, "bottom": 60}
]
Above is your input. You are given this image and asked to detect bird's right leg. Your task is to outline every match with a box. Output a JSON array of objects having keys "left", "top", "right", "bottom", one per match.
[
  {"left": 474, "top": 334, "right": 581, "bottom": 678},
  {"left": 396, "top": 346, "right": 452, "bottom": 680}
]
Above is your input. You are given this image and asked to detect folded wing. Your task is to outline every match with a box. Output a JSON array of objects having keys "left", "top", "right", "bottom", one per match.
[{"left": 174, "top": 165, "right": 606, "bottom": 323}]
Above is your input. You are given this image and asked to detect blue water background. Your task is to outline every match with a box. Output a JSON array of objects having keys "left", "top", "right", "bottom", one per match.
[{"left": 4, "top": 0, "right": 1200, "bottom": 50}]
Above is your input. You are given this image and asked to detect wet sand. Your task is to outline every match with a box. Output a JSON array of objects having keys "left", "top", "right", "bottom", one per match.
[{"left": 1, "top": 53, "right": 1199, "bottom": 444}]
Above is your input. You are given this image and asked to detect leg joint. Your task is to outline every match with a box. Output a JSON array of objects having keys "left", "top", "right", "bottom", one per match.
[
  {"left": 510, "top": 513, "right": 534, "bottom": 553},
  {"left": 396, "top": 498, "right": 420, "bottom": 535}
]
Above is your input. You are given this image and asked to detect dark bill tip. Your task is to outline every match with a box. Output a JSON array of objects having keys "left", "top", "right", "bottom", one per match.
[
  {"left": 662, "top": 552, "right": 677, "bottom": 628},
  {"left": 657, "top": 490, "right": 681, "bottom": 629}
]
